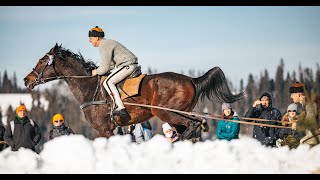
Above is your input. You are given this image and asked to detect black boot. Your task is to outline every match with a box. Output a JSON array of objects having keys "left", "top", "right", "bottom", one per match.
[{"left": 113, "top": 108, "right": 130, "bottom": 119}]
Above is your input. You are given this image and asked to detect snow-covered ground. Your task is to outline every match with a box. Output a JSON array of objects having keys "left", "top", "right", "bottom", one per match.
[
  {"left": 0, "top": 134, "right": 319, "bottom": 174},
  {"left": 0, "top": 93, "right": 49, "bottom": 115}
]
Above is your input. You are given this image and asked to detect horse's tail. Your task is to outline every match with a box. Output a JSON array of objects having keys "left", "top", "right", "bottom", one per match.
[{"left": 192, "top": 66, "right": 246, "bottom": 103}]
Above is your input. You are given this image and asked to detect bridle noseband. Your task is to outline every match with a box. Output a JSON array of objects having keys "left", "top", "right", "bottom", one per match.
[{"left": 32, "top": 54, "right": 57, "bottom": 86}]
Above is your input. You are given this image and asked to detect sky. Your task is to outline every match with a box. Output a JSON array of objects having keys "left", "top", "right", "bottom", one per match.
[
  {"left": 0, "top": 134, "right": 320, "bottom": 174},
  {"left": 0, "top": 6, "right": 320, "bottom": 90}
]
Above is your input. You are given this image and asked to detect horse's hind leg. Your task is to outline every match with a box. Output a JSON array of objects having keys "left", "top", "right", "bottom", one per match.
[{"left": 151, "top": 109, "right": 201, "bottom": 140}]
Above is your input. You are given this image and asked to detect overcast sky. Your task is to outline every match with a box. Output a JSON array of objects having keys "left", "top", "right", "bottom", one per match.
[{"left": 0, "top": 6, "right": 320, "bottom": 90}]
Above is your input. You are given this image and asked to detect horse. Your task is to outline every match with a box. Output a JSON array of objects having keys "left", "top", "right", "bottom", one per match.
[{"left": 24, "top": 44, "right": 246, "bottom": 140}]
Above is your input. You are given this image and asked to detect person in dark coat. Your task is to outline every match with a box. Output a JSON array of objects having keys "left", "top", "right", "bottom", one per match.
[
  {"left": 47, "top": 113, "right": 74, "bottom": 141},
  {"left": 0, "top": 124, "right": 7, "bottom": 151},
  {"left": 4, "top": 104, "right": 42, "bottom": 152},
  {"left": 245, "top": 92, "right": 282, "bottom": 147}
]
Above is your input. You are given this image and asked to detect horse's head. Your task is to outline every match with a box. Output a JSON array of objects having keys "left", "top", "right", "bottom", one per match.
[
  {"left": 24, "top": 43, "right": 96, "bottom": 89},
  {"left": 24, "top": 44, "right": 62, "bottom": 89}
]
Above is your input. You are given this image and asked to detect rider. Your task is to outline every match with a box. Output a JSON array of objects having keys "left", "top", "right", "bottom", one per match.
[{"left": 89, "top": 26, "right": 138, "bottom": 118}]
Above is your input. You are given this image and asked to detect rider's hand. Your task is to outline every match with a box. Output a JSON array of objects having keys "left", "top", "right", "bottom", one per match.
[{"left": 92, "top": 69, "right": 97, "bottom": 76}]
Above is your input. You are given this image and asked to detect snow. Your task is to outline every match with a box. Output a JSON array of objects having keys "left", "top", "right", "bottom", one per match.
[
  {"left": 0, "top": 134, "right": 319, "bottom": 174},
  {"left": 0, "top": 93, "right": 49, "bottom": 125}
]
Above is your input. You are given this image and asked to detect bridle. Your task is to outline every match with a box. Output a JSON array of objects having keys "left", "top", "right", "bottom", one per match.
[
  {"left": 29, "top": 52, "right": 111, "bottom": 111},
  {"left": 31, "top": 54, "right": 56, "bottom": 86},
  {"left": 31, "top": 53, "right": 91, "bottom": 87}
]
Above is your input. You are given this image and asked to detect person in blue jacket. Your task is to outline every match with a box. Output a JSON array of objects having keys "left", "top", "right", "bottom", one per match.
[{"left": 216, "top": 103, "right": 240, "bottom": 141}]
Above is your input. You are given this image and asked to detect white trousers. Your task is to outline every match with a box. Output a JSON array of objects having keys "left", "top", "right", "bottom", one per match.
[{"left": 103, "top": 64, "right": 137, "bottom": 110}]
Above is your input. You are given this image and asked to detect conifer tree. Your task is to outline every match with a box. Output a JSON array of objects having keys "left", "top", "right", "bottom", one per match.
[
  {"left": 275, "top": 59, "right": 285, "bottom": 110},
  {"left": 316, "top": 64, "right": 320, "bottom": 95}
]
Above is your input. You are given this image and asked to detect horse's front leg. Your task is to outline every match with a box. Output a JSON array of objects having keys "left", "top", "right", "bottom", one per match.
[
  {"left": 97, "top": 131, "right": 114, "bottom": 138},
  {"left": 180, "top": 120, "right": 202, "bottom": 140}
]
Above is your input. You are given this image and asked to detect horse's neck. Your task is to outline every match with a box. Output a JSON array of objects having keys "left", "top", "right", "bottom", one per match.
[{"left": 60, "top": 59, "right": 98, "bottom": 104}]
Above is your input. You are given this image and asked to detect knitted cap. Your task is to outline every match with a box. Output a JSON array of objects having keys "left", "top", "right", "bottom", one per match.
[
  {"left": 52, "top": 113, "right": 65, "bottom": 124},
  {"left": 287, "top": 103, "right": 298, "bottom": 112},
  {"left": 162, "top": 123, "right": 172, "bottom": 134},
  {"left": 222, "top": 103, "right": 232, "bottom": 111},
  {"left": 289, "top": 82, "right": 304, "bottom": 93},
  {"left": 16, "top": 104, "right": 27, "bottom": 114},
  {"left": 88, "top": 26, "right": 105, "bottom": 37}
]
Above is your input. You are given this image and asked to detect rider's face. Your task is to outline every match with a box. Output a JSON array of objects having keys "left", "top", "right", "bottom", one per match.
[{"left": 89, "top": 37, "right": 100, "bottom": 47}]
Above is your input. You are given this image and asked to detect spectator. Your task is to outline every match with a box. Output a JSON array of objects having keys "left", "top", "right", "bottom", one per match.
[
  {"left": 289, "top": 82, "right": 320, "bottom": 146},
  {"left": 47, "top": 113, "right": 74, "bottom": 141},
  {"left": 245, "top": 93, "right": 282, "bottom": 147},
  {"left": 128, "top": 120, "right": 153, "bottom": 144},
  {"left": 162, "top": 122, "right": 179, "bottom": 143},
  {"left": 0, "top": 123, "right": 7, "bottom": 151},
  {"left": 216, "top": 103, "right": 240, "bottom": 141},
  {"left": 276, "top": 103, "right": 305, "bottom": 148},
  {"left": 4, "top": 104, "right": 42, "bottom": 152}
]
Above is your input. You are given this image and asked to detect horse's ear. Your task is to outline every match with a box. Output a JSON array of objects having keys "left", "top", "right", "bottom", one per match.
[{"left": 54, "top": 43, "right": 59, "bottom": 50}]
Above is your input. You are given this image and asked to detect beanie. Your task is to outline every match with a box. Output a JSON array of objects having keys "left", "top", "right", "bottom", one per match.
[
  {"left": 162, "top": 123, "right": 172, "bottom": 134},
  {"left": 88, "top": 26, "right": 105, "bottom": 37},
  {"left": 52, "top": 113, "right": 65, "bottom": 124},
  {"left": 222, "top": 103, "right": 232, "bottom": 111},
  {"left": 287, "top": 103, "right": 298, "bottom": 112},
  {"left": 16, "top": 104, "right": 27, "bottom": 114},
  {"left": 289, "top": 82, "right": 304, "bottom": 93}
]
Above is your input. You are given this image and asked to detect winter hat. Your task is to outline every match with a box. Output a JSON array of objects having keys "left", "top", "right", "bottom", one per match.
[
  {"left": 289, "top": 82, "right": 304, "bottom": 93},
  {"left": 52, "top": 113, "right": 65, "bottom": 124},
  {"left": 221, "top": 103, "right": 233, "bottom": 111},
  {"left": 287, "top": 103, "right": 298, "bottom": 112},
  {"left": 162, "top": 123, "right": 172, "bottom": 134},
  {"left": 88, "top": 26, "right": 105, "bottom": 37},
  {"left": 16, "top": 104, "right": 27, "bottom": 114}
]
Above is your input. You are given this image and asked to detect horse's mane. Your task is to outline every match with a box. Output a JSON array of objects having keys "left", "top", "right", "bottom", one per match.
[{"left": 55, "top": 44, "right": 97, "bottom": 71}]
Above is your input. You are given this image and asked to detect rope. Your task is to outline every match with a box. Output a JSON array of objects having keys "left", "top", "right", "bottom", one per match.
[
  {"left": 123, "top": 102, "right": 291, "bottom": 129},
  {"left": 42, "top": 75, "right": 92, "bottom": 81},
  {"left": 206, "top": 113, "right": 281, "bottom": 123}
]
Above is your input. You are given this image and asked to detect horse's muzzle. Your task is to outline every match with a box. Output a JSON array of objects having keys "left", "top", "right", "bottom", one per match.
[{"left": 24, "top": 77, "right": 35, "bottom": 89}]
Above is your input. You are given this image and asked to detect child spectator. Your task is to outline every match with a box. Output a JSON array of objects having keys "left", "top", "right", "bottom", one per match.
[
  {"left": 276, "top": 103, "right": 305, "bottom": 148},
  {"left": 162, "top": 122, "right": 179, "bottom": 143}
]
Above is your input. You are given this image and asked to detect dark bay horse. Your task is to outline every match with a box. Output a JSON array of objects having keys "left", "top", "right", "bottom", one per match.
[{"left": 24, "top": 44, "right": 246, "bottom": 139}]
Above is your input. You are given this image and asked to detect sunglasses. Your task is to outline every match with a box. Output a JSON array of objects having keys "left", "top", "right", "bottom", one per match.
[
  {"left": 54, "top": 120, "right": 64, "bottom": 123},
  {"left": 288, "top": 110, "right": 297, "bottom": 113}
]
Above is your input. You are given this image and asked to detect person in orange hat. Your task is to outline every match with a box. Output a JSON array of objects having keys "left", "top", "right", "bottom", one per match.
[
  {"left": 4, "top": 104, "right": 42, "bottom": 152},
  {"left": 47, "top": 113, "right": 74, "bottom": 141}
]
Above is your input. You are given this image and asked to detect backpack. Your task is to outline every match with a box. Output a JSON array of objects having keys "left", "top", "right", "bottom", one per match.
[{"left": 10, "top": 119, "right": 35, "bottom": 134}]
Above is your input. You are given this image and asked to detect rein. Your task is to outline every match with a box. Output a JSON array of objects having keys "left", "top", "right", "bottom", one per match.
[
  {"left": 123, "top": 102, "right": 291, "bottom": 129},
  {"left": 30, "top": 53, "right": 110, "bottom": 110}
]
